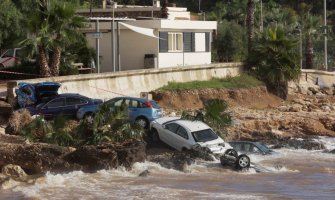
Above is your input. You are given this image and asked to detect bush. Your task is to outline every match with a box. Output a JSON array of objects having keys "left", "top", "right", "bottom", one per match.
[
  {"left": 181, "top": 99, "right": 232, "bottom": 138},
  {"left": 7, "top": 110, "right": 33, "bottom": 134}
]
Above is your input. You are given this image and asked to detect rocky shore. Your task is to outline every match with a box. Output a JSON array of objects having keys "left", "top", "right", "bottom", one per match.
[{"left": 0, "top": 80, "right": 335, "bottom": 188}]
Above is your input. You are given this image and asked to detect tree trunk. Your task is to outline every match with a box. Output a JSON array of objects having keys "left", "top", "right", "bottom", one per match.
[
  {"left": 38, "top": 45, "right": 51, "bottom": 77},
  {"left": 246, "top": 0, "right": 255, "bottom": 55},
  {"left": 50, "top": 46, "right": 61, "bottom": 76},
  {"left": 305, "top": 36, "right": 314, "bottom": 69},
  {"left": 161, "top": 0, "right": 168, "bottom": 19}
]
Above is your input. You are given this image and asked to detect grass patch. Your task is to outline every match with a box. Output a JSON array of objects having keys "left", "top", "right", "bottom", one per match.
[{"left": 158, "top": 74, "right": 264, "bottom": 91}]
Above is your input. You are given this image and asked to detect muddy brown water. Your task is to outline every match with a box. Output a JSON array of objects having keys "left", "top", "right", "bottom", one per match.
[{"left": 1, "top": 137, "right": 335, "bottom": 200}]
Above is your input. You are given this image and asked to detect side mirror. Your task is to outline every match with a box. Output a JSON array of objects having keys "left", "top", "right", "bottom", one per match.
[{"left": 162, "top": 124, "right": 166, "bottom": 129}]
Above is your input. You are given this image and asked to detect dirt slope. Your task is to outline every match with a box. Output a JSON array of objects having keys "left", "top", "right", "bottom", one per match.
[{"left": 152, "top": 86, "right": 282, "bottom": 110}]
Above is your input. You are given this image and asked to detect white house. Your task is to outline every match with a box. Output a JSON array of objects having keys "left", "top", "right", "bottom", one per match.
[{"left": 84, "top": 19, "right": 217, "bottom": 73}]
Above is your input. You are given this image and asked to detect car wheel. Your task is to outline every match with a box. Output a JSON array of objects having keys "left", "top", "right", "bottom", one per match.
[
  {"left": 135, "top": 117, "right": 149, "bottom": 129},
  {"left": 224, "top": 149, "right": 238, "bottom": 158},
  {"left": 84, "top": 112, "right": 95, "bottom": 123},
  {"left": 236, "top": 154, "right": 250, "bottom": 169},
  {"left": 151, "top": 128, "right": 160, "bottom": 142}
]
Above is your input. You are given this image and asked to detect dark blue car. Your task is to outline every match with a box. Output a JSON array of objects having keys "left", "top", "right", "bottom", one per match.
[
  {"left": 24, "top": 93, "right": 102, "bottom": 120},
  {"left": 228, "top": 141, "right": 274, "bottom": 155}
]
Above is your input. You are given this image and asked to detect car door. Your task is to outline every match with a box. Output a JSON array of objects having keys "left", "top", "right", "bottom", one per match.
[
  {"left": 128, "top": 99, "right": 141, "bottom": 122},
  {"left": 63, "top": 97, "right": 88, "bottom": 118},
  {"left": 161, "top": 123, "right": 190, "bottom": 151},
  {"left": 159, "top": 122, "right": 179, "bottom": 150},
  {"left": 40, "top": 97, "right": 66, "bottom": 119}
]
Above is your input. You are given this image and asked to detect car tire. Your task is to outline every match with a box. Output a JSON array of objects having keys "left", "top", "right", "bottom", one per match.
[
  {"left": 151, "top": 128, "right": 160, "bottom": 142},
  {"left": 84, "top": 112, "right": 95, "bottom": 123},
  {"left": 135, "top": 117, "right": 149, "bottom": 129},
  {"left": 224, "top": 149, "right": 238, "bottom": 158},
  {"left": 236, "top": 154, "right": 250, "bottom": 169}
]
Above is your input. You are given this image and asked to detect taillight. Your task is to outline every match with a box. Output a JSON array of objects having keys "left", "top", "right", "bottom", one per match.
[{"left": 143, "top": 101, "right": 153, "bottom": 108}]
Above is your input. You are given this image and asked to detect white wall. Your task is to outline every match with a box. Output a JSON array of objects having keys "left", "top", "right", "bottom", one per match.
[
  {"left": 120, "top": 29, "right": 159, "bottom": 70},
  {"left": 158, "top": 52, "right": 211, "bottom": 68}
]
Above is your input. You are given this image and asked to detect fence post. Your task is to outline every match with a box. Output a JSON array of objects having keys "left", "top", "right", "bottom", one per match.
[{"left": 7, "top": 81, "right": 17, "bottom": 106}]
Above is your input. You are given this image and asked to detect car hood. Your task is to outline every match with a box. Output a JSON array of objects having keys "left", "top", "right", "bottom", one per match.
[{"left": 34, "top": 82, "right": 61, "bottom": 94}]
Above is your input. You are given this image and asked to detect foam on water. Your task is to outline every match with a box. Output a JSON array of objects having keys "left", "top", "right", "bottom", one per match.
[{"left": 314, "top": 136, "right": 335, "bottom": 150}]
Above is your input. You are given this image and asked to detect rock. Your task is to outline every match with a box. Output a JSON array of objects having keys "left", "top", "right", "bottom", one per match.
[
  {"left": 65, "top": 140, "right": 146, "bottom": 172},
  {"left": 272, "top": 139, "right": 325, "bottom": 150},
  {"left": 64, "top": 144, "right": 119, "bottom": 173},
  {"left": 2, "top": 164, "right": 27, "bottom": 178},
  {"left": 308, "top": 87, "right": 319, "bottom": 95},
  {"left": 320, "top": 87, "right": 333, "bottom": 95},
  {"left": 139, "top": 169, "right": 150, "bottom": 177},
  {"left": 115, "top": 140, "right": 147, "bottom": 169},
  {"left": 289, "top": 104, "right": 303, "bottom": 112}
]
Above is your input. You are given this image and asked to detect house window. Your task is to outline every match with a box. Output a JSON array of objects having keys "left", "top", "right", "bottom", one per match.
[{"left": 168, "top": 33, "right": 183, "bottom": 52}]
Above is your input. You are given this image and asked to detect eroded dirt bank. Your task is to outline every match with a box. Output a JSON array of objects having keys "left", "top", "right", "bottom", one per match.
[{"left": 152, "top": 85, "right": 335, "bottom": 145}]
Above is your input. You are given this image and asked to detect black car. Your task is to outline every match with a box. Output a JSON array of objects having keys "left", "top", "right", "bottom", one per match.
[{"left": 228, "top": 141, "right": 274, "bottom": 155}]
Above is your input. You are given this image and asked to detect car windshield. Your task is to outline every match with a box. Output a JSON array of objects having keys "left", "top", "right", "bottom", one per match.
[
  {"left": 192, "top": 129, "right": 218, "bottom": 142},
  {"left": 1, "top": 49, "right": 14, "bottom": 58}
]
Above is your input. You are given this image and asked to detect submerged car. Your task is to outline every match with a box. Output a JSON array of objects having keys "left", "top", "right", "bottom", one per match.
[
  {"left": 229, "top": 141, "right": 274, "bottom": 155},
  {"left": 77, "top": 96, "right": 162, "bottom": 128},
  {"left": 15, "top": 82, "right": 61, "bottom": 108},
  {"left": 150, "top": 117, "right": 250, "bottom": 169},
  {"left": 24, "top": 93, "right": 102, "bottom": 120}
]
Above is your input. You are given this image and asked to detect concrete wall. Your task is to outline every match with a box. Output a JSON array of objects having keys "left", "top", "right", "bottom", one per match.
[
  {"left": 7, "top": 63, "right": 242, "bottom": 103},
  {"left": 300, "top": 69, "right": 335, "bottom": 87}
]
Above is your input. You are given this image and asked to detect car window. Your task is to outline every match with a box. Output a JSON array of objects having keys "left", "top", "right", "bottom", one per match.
[
  {"left": 192, "top": 129, "right": 218, "bottom": 142},
  {"left": 66, "top": 97, "right": 87, "bottom": 106},
  {"left": 129, "top": 100, "right": 140, "bottom": 108},
  {"left": 176, "top": 126, "right": 188, "bottom": 139},
  {"left": 233, "top": 143, "right": 242, "bottom": 151},
  {"left": 244, "top": 143, "right": 251, "bottom": 152},
  {"left": 113, "top": 99, "right": 124, "bottom": 107},
  {"left": 165, "top": 123, "right": 179, "bottom": 133},
  {"left": 250, "top": 145, "right": 262, "bottom": 153},
  {"left": 46, "top": 98, "right": 65, "bottom": 108}
]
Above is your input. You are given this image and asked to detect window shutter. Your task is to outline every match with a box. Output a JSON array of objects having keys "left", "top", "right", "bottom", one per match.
[
  {"left": 191, "top": 32, "right": 195, "bottom": 52},
  {"left": 159, "top": 32, "right": 168, "bottom": 52},
  {"left": 183, "top": 32, "right": 192, "bottom": 52},
  {"left": 205, "top": 32, "right": 210, "bottom": 52}
]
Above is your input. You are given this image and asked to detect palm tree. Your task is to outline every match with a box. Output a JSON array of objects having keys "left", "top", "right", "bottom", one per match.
[
  {"left": 246, "top": 26, "right": 300, "bottom": 99},
  {"left": 302, "top": 14, "right": 320, "bottom": 69},
  {"left": 22, "top": 0, "right": 86, "bottom": 77},
  {"left": 161, "top": 0, "right": 169, "bottom": 19},
  {"left": 48, "top": 1, "right": 87, "bottom": 76},
  {"left": 246, "top": 0, "right": 255, "bottom": 56}
]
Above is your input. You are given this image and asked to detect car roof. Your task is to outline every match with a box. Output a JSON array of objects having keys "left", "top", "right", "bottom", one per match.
[
  {"left": 174, "top": 120, "right": 211, "bottom": 132},
  {"left": 57, "top": 93, "right": 89, "bottom": 99},
  {"left": 108, "top": 96, "right": 149, "bottom": 102}
]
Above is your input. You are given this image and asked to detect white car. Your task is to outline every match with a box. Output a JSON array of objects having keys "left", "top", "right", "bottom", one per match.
[{"left": 150, "top": 117, "right": 233, "bottom": 155}]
